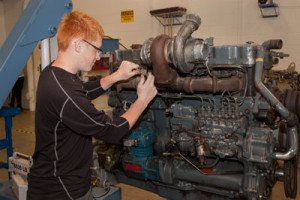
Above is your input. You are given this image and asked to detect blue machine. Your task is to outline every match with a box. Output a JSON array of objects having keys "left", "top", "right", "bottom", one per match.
[
  {"left": 0, "top": 0, "right": 73, "bottom": 108},
  {"left": 102, "top": 39, "right": 119, "bottom": 54},
  {"left": 122, "top": 128, "right": 160, "bottom": 181}
]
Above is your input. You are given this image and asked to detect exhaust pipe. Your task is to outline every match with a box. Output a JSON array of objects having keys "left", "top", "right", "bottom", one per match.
[
  {"left": 254, "top": 46, "right": 298, "bottom": 160},
  {"left": 172, "top": 14, "right": 202, "bottom": 73}
]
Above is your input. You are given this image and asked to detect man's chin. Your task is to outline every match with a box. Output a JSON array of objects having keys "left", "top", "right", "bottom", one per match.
[{"left": 80, "top": 66, "right": 93, "bottom": 72}]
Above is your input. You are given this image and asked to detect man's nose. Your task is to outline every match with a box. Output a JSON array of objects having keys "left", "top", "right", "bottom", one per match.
[{"left": 95, "top": 53, "right": 101, "bottom": 61}]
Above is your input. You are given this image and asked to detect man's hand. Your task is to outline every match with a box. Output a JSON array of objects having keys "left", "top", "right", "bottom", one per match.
[
  {"left": 121, "top": 72, "right": 157, "bottom": 129},
  {"left": 115, "top": 61, "right": 140, "bottom": 81},
  {"left": 137, "top": 72, "right": 157, "bottom": 104},
  {"left": 100, "top": 61, "right": 140, "bottom": 90}
]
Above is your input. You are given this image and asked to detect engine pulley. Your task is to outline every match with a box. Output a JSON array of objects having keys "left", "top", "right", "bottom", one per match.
[{"left": 284, "top": 156, "right": 298, "bottom": 198}]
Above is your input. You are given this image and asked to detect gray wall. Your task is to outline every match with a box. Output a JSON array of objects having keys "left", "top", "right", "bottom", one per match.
[
  {"left": 0, "top": 0, "right": 24, "bottom": 47},
  {"left": 0, "top": 1, "right": 6, "bottom": 46},
  {"left": 2, "top": 0, "right": 24, "bottom": 36}
]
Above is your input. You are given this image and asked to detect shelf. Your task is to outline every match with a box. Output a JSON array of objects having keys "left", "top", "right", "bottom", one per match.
[
  {"left": 259, "top": 3, "right": 279, "bottom": 18},
  {"left": 150, "top": 7, "right": 187, "bottom": 37}
]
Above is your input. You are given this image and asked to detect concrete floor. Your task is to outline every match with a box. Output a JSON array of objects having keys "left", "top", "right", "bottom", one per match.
[{"left": 0, "top": 107, "right": 299, "bottom": 200}]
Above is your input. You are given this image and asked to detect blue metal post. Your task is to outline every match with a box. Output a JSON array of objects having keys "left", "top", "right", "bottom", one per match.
[
  {"left": 0, "top": 107, "right": 21, "bottom": 171},
  {"left": 5, "top": 117, "right": 13, "bottom": 160},
  {"left": 0, "top": 0, "right": 73, "bottom": 108}
]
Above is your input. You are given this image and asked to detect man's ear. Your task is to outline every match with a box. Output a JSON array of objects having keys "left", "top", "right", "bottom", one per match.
[{"left": 74, "top": 39, "right": 82, "bottom": 53}]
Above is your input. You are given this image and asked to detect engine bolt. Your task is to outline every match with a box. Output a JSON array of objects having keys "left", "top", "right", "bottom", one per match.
[
  {"left": 225, "top": 133, "right": 230, "bottom": 139},
  {"left": 245, "top": 109, "right": 250, "bottom": 114},
  {"left": 198, "top": 122, "right": 205, "bottom": 131},
  {"left": 106, "top": 156, "right": 111, "bottom": 162}
]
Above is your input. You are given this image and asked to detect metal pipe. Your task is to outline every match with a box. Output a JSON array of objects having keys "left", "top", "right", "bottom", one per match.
[
  {"left": 173, "top": 75, "right": 244, "bottom": 94},
  {"left": 174, "top": 165, "right": 242, "bottom": 191},
  {"left": 246, "top": 67, "right": 254, "bottom": 96},
  {"left": 116, "top": 74, "right": 244, "bottom": 94},
  {"left": 172, "top": 14, "right": 201, "bottom": 73},
  {"left": 26, "top": 56, "right": 36, "bottom": 111},
  {"left": 254, "top": 46, "right": 289, "bottom": 119},
  {"left": 262, "top": 40, "right": 283, "bottom": 70},
  {"left": 254, "top": 46, "right": 298, "bottom": 160},
  {"left": 49, "top": 36, "right": 58, "bottom": 61},
  {"left": 41, "top": 38, "right": 50, "bottom": 70},
  {"left": 262, "top": 40, "right": 283, "bottom": 50},
  {"left": 115, "top": 76, "right": 141, "bottom": 92},
  {"left": 193, "top": 185, "right": 237, "bottom": 198},
  {"left": 275, "top": 126, "right": 298, "bottom": 160}
]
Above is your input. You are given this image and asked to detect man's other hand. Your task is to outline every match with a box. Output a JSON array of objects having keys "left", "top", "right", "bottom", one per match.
[{"left": 137, "top": 72, "right": 157, "bottom": 104}]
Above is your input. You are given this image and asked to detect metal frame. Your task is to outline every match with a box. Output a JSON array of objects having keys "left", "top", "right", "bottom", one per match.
[{"left": 0, "top": 0, "right": 73, "bottom": 108}]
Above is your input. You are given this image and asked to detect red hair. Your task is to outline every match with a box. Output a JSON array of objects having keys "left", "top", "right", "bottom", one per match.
[{"left": 57, "top": 11, "right": 104, "bottom": 51}]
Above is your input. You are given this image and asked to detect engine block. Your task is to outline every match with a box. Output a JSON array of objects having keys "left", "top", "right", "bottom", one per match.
[{"left": 94, "top": 14, "right": 299, "bottom": 200}]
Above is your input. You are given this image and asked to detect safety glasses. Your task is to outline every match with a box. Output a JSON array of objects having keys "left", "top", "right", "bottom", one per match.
[{"left": 83, "top": 39, "right": 103, "bottom": 56}]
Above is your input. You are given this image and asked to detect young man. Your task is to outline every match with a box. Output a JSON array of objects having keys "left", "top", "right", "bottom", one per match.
[{"left": 27, "top": 11, "right": 157, "bottom": 200}]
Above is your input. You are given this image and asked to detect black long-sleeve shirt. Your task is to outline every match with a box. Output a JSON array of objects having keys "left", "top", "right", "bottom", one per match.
[{"left": 27, "top": 66, "right": 129, "bottom": 200}]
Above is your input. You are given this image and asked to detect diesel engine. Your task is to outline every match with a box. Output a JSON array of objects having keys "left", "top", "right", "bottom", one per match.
[{"left": 94, "top": 14, "right": 299, "bottom": 200}]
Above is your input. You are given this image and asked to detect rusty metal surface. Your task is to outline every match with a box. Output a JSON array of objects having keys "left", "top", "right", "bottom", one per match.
[
  {"left": 148, "top": 34, "right": 244, "bottom": 94},
  {"left": 115, "top": 77, "right": 140, "bottom": 92},
  {"left": 150, "top": 34, "right": 178, "bottom": 88},
  {"left": 172, "top": 75, "right": 244, "bottom": 94}
]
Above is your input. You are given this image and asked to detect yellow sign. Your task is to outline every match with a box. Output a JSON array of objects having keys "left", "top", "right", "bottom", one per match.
[{"left": 121, "top": 10, "right": 134, "bottom": 23}]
